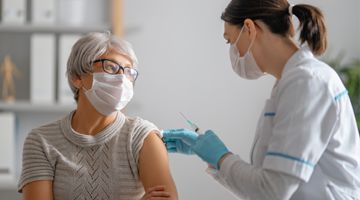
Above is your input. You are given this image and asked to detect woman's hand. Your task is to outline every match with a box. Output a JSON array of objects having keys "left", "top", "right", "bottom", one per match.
[{"left": 140, "top": 186, "right": 171, "bottom": 200}]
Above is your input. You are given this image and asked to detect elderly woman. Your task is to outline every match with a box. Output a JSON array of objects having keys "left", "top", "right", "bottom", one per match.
[{"left": 18, "top": 32, "right": 178, "bottom": 200}]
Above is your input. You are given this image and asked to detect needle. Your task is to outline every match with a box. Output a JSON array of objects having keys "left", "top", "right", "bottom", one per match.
[{"left": 179, "top": 112, "right": 200, "bottom": 133}]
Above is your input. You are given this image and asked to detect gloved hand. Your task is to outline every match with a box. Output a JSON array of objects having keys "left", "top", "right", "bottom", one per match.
[
  {"left": 162, "top": 129, "right": 198, "bottom": 155},
  {"left": 163, "top": 129, "right": 230, "bottom": 169},
  {"left": 192, "top": 130, "right": 230, "bottom": 169}
]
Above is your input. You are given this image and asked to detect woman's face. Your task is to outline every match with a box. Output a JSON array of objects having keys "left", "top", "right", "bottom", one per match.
[
  {"left": 223, "top": 22, "right": 253, "bottom": 57},
  {"left": 80, "top": 49, "right": 133, "bottom": 91}
]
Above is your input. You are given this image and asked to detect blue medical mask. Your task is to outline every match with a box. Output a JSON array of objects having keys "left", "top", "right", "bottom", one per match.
[{"left": 229, "top": 27, "right": 264, "bottom": 79}]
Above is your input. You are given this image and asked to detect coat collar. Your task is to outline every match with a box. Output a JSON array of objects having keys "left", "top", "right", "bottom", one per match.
[
  {"left": 281, "top": 45, "right": 314, "bottom": 78},
  {"left": 271, "top": 45, "right": 314, "bottom": 98}
]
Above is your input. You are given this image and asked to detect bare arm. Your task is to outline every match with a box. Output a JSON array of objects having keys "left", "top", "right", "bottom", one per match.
[
  {"left": 23, "top": 180, "right": 53, "bottom": 200},
  {"left": 138, "top": 131, "right": 178, "bottom": 200}
]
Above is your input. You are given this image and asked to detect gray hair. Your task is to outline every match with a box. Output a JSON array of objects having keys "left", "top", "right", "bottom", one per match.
[{"left": 66, "top": 32, "right": 138, "bottom": 101}]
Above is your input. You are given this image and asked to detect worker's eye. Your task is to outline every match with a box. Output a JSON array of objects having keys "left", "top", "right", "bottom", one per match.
[{"left": 226, "top": 39, "right": 230, "bottom": 44}]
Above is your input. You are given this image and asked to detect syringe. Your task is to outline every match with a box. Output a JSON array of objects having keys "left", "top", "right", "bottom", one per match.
[{"left": 179, "top": 112, "right": 201, "bottom": 134}]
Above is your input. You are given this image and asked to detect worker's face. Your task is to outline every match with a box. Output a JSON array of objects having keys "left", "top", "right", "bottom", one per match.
[{"left": 223, "top": 22, "right": 253, "bottom": 57}]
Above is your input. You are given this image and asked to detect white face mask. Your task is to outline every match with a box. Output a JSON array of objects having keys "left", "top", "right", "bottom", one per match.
[
  {"left": 229, "top": 26, "right": 264, "bottom": 79},
  {"left": 84, "top": 73, "right": 134, "bottom": 116}
]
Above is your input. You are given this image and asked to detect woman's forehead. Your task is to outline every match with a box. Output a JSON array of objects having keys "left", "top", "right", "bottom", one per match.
[{"left": 99, "top": 50, "right": 133, "bottom": 67}]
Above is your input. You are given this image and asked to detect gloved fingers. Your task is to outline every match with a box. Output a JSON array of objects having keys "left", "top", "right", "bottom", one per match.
[
  {"left": 162, "top": 137, "right": 177, "bottom": 143},
  {"left": 165, "top": 141, "right": 186, "bottom": 153},
  {"left": 162, "top": 128, "right": 186, "bottom": 136},
  {"left": 166, "top": 140, "right": 191, "bottom": 150},
  {"left": 163, "top": 129, "right": 194, "bottom": 137},
  {"left": 204, "top": 129, "right": 216, "bottom": 135},
  {"left": 194, "top": 129, "right": 217, "bottom": 142},
  {"left": 167, "top": 128, "right": 187, "bottom": 132},
  {"left": 164, "top": 139, "right": 195, "bottom": 154},
  {"left": 163, "top": 129, "right": 198, "bottom": 144},
  {"left": 167, "top": 148, "right": 178, "bottom": 153},
  {"left": 163, "top": 137, "right": 193, "bottom": 145},
  {"left": 165, "top": 141, "right": 177, "bottom": 149},
  {"left": 184, "top": 148, "right": 194, "bottom": 154},
  {"left": 163, "top": 138, "right": 189, "bottom": 149},
  {"left": 191, "top": 130, "right": 230, "bottom": 169}
]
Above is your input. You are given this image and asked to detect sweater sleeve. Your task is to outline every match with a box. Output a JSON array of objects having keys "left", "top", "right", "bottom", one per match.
[{"left": 18, "top": 131, "right": 54, "bottom": 192}]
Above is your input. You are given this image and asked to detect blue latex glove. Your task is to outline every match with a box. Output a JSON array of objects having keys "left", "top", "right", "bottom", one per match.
[
  {"left": 192, "top": 130, "right": 230, "bottom": 169},
  {"left": 163, "top": 129, "right": 230, "bottom": 169},
  {"left": 162, "top": 129, "right": 198, "bottom": 155}
]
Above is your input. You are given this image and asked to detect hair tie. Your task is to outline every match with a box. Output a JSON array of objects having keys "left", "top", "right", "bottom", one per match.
[{"left": 288, "top": 4, "right": 294, "bottom": 15}]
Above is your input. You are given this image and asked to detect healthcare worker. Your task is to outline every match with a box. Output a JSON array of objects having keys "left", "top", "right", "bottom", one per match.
[{"left": 162, "top": 0, "right": 360, "bottom": 199}]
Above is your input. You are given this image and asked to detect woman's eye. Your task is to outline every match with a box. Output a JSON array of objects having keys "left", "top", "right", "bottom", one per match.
[
  {"left": 226, "top": 40, "right": 230, "bottom": 44},
  {"left": 104, "top": 64, "right": 118, "bottom": 73}
]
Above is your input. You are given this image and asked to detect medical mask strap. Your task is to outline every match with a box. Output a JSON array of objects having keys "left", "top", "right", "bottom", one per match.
[
  {"left": 82, "top": 87, "right": 88, "bottom": 92},
  {"left": 77, "top": 77, "right": 88, "bottom": 93},
  {"left": 235, "top": 26, "right": 255, "bottom": 56},
  {"left": 234, "top": 26, "right": 244, "bottom": 46},
  {"left": 245, "top": 32, "right": 255, "bottom": 55}
]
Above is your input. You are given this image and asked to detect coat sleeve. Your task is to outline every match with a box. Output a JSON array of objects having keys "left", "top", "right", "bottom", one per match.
[{"left": 207, "top": 154, "right": 302, "bottom": 200}]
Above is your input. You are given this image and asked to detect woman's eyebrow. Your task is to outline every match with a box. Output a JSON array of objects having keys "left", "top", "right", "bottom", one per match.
[
  {"left": 118, "top": 61, "right": 132, "bottom": 68},
  {"left": 103, "top": 58, "right": 131, "bottom": 68}
]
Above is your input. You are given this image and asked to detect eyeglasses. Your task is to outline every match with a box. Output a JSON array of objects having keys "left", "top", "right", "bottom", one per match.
[{"left": 93, "top": 59, "right": 139, "bottom": 82}]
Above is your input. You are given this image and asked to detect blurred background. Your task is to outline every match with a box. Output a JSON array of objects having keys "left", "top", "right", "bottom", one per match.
[{"left": 0, "top": 0, "right": 359, "bottom": 199}]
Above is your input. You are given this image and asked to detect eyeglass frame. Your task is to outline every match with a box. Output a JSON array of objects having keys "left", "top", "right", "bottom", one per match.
[{"left": 92, "top": 58, "right": 139, "bottom": 82}]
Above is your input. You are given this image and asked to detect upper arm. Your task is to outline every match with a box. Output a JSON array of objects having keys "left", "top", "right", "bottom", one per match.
[
  {"left": 23, "top": 180, "right": 53, "bottom": 200},
  {"left": 138, "top": 131, "right": 178, "bottom": 199},
  {"left": 18, "top": 132, "right": 54, "bottom": 192}
]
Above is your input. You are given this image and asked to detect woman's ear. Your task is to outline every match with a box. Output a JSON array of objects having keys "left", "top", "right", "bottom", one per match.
[
  {"left": 72, "top": 76, "right": 82, "bottom": 90},
  {"left": 243, "top": 19, "right": 257, "bottom": 41}
]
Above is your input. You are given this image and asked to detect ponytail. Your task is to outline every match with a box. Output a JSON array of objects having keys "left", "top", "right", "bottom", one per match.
[
  {"left": 221, "top": 1, "right": 327, "bottom": 55},
  {"left": 292, "top": 4, "right": 327, "bottom": 56}
]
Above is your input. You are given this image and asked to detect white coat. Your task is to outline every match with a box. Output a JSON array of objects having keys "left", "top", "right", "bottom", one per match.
[{"left": 207, "top": 46, "right": 360, "bottom": 199}]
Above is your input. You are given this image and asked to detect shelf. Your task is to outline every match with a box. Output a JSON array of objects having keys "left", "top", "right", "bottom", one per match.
[
  {"left": 0, "top": 101, "right": 76, "bottom": 113},
  {"left": 0, "top": 24, "right": 111, "bottom": 34}
]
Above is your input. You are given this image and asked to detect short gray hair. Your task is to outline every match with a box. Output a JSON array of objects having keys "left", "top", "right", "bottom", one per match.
[{"left": 66, "top": 32, "right": 138, "bottom": 101}]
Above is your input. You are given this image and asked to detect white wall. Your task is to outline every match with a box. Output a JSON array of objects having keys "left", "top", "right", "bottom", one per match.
[{"left": 124, "top": 0, "right": 360, "bottom": 200}]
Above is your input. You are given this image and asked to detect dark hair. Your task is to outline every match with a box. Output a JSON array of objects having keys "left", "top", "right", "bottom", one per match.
[{"left": 221, "top": 0, "right": 327, "bottom": 56}]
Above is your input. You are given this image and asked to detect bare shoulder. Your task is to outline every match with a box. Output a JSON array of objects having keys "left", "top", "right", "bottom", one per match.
[
  {"left": 139, "top": 131, "right": 169, "bottom": 170},
  {"left": 138, "top": 131, "right": 178, "bottom": 199},
  {"left": 143, "top": 131, "right": 166, "bottom": 151}
]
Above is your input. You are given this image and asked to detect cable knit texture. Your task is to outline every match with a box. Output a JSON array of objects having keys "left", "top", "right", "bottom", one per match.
[{"left": 18, "top": 111, "right": 160, "bottom": 200}]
